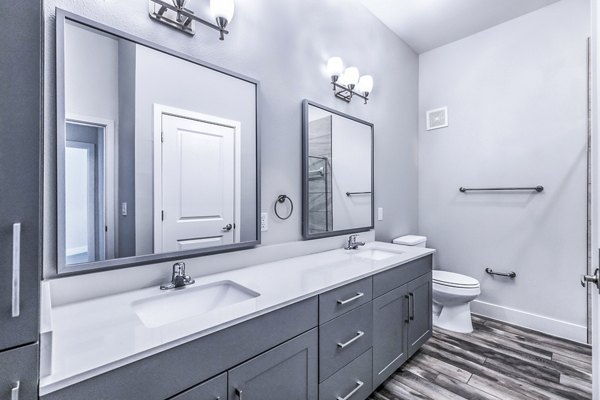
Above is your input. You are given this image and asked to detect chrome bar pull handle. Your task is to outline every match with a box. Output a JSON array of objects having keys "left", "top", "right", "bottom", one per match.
[
  {"left": 409, "top": 292, "right": 415, "bottom": 321},
  {"left": 11, "top": 381, "right": 20, "bottom": 400},
  {"left": 336, "top": 380, "right": 364, "bottom": 400},
  {"left": 404, "top": 294, "right": 410, "bottom": 323},
  {"left": 337, "top": 292, "right": 364, "bottom": 305},
  {"left": 235, "top": 388, "right": 242, "bottom": 400},
  {"left": 12, "top": 223, "right": 21, "bottom": 318},
  {"left": 337, "top": 331, "right": 365, "bottom": 349}
]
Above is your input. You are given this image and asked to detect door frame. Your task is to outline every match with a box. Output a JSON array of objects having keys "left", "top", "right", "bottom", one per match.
[
  {"left": 64, "top": 114, "right": 117, "bottom": 262},
  {"left": 153, "top": 104, "right": 242, "bottom": 253},
  {"left": 591, "top": 0, "right": 599, "bottom": 397}
]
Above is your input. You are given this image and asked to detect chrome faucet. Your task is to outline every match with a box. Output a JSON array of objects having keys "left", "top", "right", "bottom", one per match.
[
  {"left": 344, "top": 234, "right": 365, "bottom": 250},
  {"left": 160, "top": 262, "right": 195, "bottom": 290}
]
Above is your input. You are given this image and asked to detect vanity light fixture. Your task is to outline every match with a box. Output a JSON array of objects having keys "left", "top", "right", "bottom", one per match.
[
  {"left": 149, "top": 0, "right": 235, "bottom": 40},
  {"left": 327, "top": 57, "right": 374, "bottom": 104}
]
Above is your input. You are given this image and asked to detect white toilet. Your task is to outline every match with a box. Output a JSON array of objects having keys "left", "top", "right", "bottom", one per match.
[{"left": 392, "top": 235, "right": 481, "bottom": 333}]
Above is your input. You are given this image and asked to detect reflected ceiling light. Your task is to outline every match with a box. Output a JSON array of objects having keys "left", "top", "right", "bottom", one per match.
[
  {"left": 149, "top": 0, "right": 235, "bottom": 40},
  {"left": 326, "top": 57, "right": 374, "bottom": 104}
]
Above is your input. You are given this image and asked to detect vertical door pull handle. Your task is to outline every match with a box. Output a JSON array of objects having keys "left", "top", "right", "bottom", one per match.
[
  {"left": 336, "top": 380, "right": 364, "bottom": 400},
  {"left": 404, "top": 294, "right": 410, "bottom": 323},
  {"left": 11, "top": 381, "right": 20, "bottom": 400},
  {"left": 409, "top": 292, "right": 415, "bottom": 320},
  {"left": 235, "top": 388, "right": 243, "bottom": 400},
  {"left": 12, "top": 223, "right": 21, "bottom": 318}
]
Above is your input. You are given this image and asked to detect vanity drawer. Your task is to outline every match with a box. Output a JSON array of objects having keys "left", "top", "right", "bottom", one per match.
[
  {"left": 170, "top": 373, "right": 226, "bottom": 400},
  {"left": 319, "top": 349, "right": 372, "bottom": 400},
  {"left": 319, "top": 303, "right": 373, "bottom": 382},
  {"left": 373, "top": 255, "right": 432, "bottom": 298},
  {"left": 319, "top": 277, "right": 372, "bottom": 323}
]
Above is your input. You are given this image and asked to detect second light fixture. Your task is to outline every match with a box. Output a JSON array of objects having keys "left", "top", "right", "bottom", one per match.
[{"left": 327, "top": 57, "right": 374, "bottom": 104}]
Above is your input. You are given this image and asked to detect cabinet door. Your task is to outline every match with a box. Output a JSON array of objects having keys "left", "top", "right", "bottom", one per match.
[
  {"left": 407, "top": 272, "right": 432, "bottom": 357},
  {"left": 228, "top": 329, "right": 318, "bottom": 400},
  {"left": 372, "top": 284, "right": 409, "bottom": 389},
  {"left": 0, "top": 344, "right": 38, "bottom": 400},
  {"left": 0, "top": 0, "right": 42, "bottom": 352}
]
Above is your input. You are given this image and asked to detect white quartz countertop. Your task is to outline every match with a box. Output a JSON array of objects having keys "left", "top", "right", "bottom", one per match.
[{"left": 40, "top": 241, "right": 434, "bottom": 395}]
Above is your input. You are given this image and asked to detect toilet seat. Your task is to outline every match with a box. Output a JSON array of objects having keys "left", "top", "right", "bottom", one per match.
[{"left": 433, "top": 270, "right": 480, "bottom": 288}]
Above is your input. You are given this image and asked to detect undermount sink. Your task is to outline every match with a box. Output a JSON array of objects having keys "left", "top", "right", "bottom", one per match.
[
  {"left": 353, "top": 249, "right": 401, "bottom": 261},
  {"left": 132, "top": 280, "right": 260, "bottom": 328}
]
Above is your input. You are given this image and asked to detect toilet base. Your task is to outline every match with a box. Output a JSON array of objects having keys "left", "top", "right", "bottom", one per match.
[{"left": 433, "top": 302, "right": 474, "bottom": 333}]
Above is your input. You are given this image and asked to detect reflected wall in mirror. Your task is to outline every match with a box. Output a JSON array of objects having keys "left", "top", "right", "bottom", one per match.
[
  {"left": 302, "top": 100, "right": 374, "bottom": 239},
  {"left": 57, "top": 11, "right": 259, "bottom": 274}
]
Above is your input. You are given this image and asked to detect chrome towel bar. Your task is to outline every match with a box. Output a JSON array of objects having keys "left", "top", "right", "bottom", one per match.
[
  {"left": 460, "top": 186, "right": 543, "bottom": 193},
  {"left": 346, "top": 191, "right": 372, "bottom": 197}
]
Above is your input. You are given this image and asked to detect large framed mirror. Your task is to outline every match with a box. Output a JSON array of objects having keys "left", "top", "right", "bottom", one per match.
[
  {"left": 56, "top": 10, "right": 259, "bottom": 274},
  {"left": 302, "top": 100, "right": 374, "bottom": 239}
]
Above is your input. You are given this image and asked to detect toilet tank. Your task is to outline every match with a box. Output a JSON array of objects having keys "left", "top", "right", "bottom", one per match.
[{"left": 393, "top": 235, "right": 427, "bottom": 247}]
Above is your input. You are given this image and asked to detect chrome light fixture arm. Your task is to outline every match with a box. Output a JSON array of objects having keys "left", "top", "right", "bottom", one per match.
[
  {"left": 149, "top": 0, "right": 230, "bottom": 40},
  {"left": 331, "top": 80, "right": 370, "bottom": 104}
]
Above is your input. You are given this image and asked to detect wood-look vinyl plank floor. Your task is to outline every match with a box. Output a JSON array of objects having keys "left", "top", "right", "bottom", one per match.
[{"left": 369, "top": 315, "right": 592, "bottom": 400}]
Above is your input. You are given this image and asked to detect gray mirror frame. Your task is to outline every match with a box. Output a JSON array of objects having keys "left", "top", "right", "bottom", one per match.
[
  {"left": 55, "top": 8, "right": 261, "bottom": 276},
  {"left": 301, "top": 100, "right": 374, "bottom": 240}
]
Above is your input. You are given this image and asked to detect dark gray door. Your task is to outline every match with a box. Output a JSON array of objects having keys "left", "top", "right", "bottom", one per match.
[
  {"left": 407, "top": 272, "right": 433, "bottom": 357},
  {"left": 0, "top": 344, "right": 38, "bottom": 400},
  {"left": 228, "top": 329, "right": 318, "bottom": 400},
  {"left": 372, "top": 284, "right": 409, "bottom": 389},
  {"left": 0, "top": 0, "right": 42, "bottom": 351}
]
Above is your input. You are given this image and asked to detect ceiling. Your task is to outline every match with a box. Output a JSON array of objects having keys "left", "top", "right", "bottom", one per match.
[{"left": 358, "top": 0, "right": 562, "bottom": 54}]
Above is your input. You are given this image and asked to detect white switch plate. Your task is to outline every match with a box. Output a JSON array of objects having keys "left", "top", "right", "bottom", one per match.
[
  {"left": 377, "top": 207, "right": 383, "bottom": 221},
  {"left": 261, "top": 212, "right": 268, "bottom": 232}
]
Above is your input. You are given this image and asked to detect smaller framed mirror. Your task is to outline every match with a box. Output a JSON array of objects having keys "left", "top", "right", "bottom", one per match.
[{"left": 302, "top": 100, "right": 374, "bottom": 239}]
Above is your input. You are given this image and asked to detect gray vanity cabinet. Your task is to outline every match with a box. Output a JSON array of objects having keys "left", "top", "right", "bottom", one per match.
[
  {"left": 228, "top": 329, "right": 318, "bottom": 400},
  {"left": 0, "top": 1, "right": 41, "bottom": 398},
  {"left": 372, "top": 257, "right": 433, "bottom": 389},
  {"left": 0, "top": 344, "right": 39, "bottom": 400},
  {"left": 372, "top": 284, "right": 409, "bottom": 388},
  {"left": 0, "top": 0, "right": 42, "bottom": 354},
  {"left": 407, "top": 272, "right": 433, "bottom": 357}
]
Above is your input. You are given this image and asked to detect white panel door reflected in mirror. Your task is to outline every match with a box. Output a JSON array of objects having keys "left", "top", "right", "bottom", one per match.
[
  {"left": 156, "top": 110, "right": 241, "bottom": 253},
  {"left": 57, "top": 15, "right": 258, "bottom": 273},
  {"left": 303, "top": 101, "right": 374, "bottom": 239}
]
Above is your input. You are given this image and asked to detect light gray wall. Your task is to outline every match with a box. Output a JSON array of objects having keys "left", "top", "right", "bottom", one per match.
[
  {"left": 43, "top": 0, "right": 419, "bottom": 277},
  {"left": 418, "top": 0, "right": 590, "bottom": 341}
]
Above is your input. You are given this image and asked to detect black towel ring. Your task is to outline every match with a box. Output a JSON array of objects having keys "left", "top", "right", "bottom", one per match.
[{"left": 274, "top": 195, "right": 294, "bottom": 220}]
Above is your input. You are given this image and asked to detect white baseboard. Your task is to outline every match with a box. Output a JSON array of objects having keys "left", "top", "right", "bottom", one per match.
[{"left": 471, "top": 300, "right": 587, "bottom": 344}]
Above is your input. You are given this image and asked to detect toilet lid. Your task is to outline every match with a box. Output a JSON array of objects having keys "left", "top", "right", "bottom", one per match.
[{"left": 433, "top": 270, "right": 480, "bottom": 288}]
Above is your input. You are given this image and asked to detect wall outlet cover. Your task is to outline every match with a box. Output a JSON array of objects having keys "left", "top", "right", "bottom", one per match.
[
  {"left": 426, "top": 107, "right": 448, "bottom": 130},
  {"left": 377, "top": 207, "right": 383, "bottom": 221},
  {"left": 261, "top": 212, "right": 268, "bottom": 232}
]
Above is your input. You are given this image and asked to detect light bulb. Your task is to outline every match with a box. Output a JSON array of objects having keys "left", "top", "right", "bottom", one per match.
[
  {"left": 337, "top": 71, "right": 349, "bottom": 86},
  {"left": 344, "top": 67, "right": 360, "bottom": 88},
  {"left": 211, "top": 0, "right": 235, "bottom": 24},
  {"left": 327, "top": 57, "right": 344, "bottom": 80},
  {"left": 358, "top": 75, "right": 374, "bottom": 95}
]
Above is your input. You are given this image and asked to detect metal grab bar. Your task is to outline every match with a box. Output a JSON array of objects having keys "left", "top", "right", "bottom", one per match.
[
  {"left": 485, "top": 268, "right": 516, "bottom": 278},
  {"left": 460, "top": 186, "right": 543, "bottom": 193},
  {"left": 346, "top": 191, "right": 372, "bottom": 197}
]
